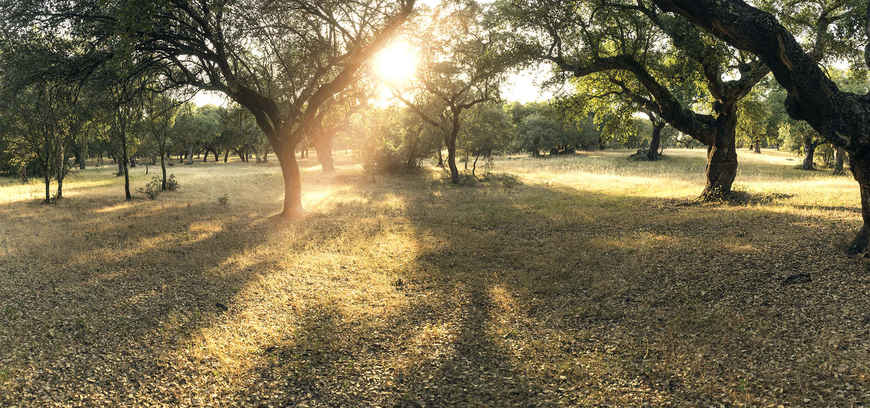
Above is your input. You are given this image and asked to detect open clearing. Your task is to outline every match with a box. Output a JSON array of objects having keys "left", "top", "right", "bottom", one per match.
[{"left": 0, "top": 149, "right": 868, "bottom": 407}]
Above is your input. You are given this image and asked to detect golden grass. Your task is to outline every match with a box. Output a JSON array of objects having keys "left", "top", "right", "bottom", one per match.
[{"left": 0, "top": 149, "right": 867, "bottom": 407}]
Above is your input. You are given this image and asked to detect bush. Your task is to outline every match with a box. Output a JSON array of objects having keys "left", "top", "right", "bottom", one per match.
[
  {"left": 166, "top": 174, "right": 179, "bottom": 191},
  {"left": 137, "top": 176, "right": 162, "bottom": 200},
  {"left": 362, "top": 142, "right": 409, "bottom": 174},
  {"left": 137, "top": 174, "right": 178, "bottom": 199}
]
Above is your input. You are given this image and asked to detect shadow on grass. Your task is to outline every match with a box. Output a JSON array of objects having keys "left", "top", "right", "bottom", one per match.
[
  {"left": 1, "top": 170, "right": 867, "bottom": 407},
  {"left": 227, "top": 175, "right": 867, "bottom": 407}
]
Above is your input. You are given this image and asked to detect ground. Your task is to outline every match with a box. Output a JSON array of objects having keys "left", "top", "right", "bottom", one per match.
[{"left": 0, "top": 149, "right": 867, "bottom": 407}]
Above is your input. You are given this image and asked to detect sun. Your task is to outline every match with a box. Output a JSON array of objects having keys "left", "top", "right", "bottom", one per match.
[{"left": 373, "top": 41, "right": 419, "bottom": 85}]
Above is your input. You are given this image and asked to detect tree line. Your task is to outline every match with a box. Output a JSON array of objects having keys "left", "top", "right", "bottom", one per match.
[{"left": 2, "top": 0, "right": 870, "bottom": 253}]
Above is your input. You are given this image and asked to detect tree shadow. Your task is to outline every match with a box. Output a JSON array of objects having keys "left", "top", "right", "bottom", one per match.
[
  {"left": 1, "top": 169, "right": 866, "bottom": 407},
  {"left": 0, "top": 187, "right": 389, "bottom": 405},
  {"left": 225, "top": 174, "right": 867, "bottom": 407}
]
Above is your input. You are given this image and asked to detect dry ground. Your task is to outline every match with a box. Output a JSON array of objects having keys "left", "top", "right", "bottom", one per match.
[{"left": 0, "top": 149, "right": 867, "bottom": 407}]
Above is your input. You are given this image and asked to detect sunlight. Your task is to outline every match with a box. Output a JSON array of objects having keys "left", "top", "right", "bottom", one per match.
[{"left": 373, "top": 40, "right": 419, "bottom": 86}]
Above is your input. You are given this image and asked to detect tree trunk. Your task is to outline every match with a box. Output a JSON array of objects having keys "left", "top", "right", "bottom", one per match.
[
  {"left": 446, "top": 121, "right": 460, "bottom": 184},
  {"left": 700, "top": 104, "right": 738, "bottom": 200},
  {"left": 116, "top": 159, "right": 123, "bottom": 177},
  {"left": 833, "top": 147, "right": 846, "bottom": 175},
  {"left": 647, "top": 122, "right": 664, "bottom": 161},
  {"left": 214, "top": 150, "right": 220, "bottom": 162},
  {"left": 56, "top": 149, "right": 64, "bottom": 200},
  {"left": 754, "top": 138, "right": 762, "bottom": 153},
  {"left": 223, "top": 150, "right": 229, "bottom": 163},
  {"left": 186, "top": 145, "right": 194, "bottom": 165},
  {"left": 43, "top": 172, "right": 50, "bottom": 203},
  {"left": 202, "top": 151, "right": 209, "bottom": 162},
  {"left": 160, "top": 151, "right": 167, "bottom": 191},
  {"left": 847, "top": 153, "right": 870, "bottom": 255},
  {"left": 314, "top": 133, "right": 335, "bottom": 174},
  {"left": 276, "top": 143, "right": 303, "bottom": 218},
  {"left": 121, "top": 131, "right": 131, "bottom": 201},
  {"left": 802, "top": 138, "right": 817, "bottom": 170},
  {"left": 437, "top": 147, "right": 444, "bottom": 168},
  {"left": 79, "top": 138, "right": 87, "bottom": 169},
  {"left": 56, "top": 145, "right": 65, "bottom": 200}
]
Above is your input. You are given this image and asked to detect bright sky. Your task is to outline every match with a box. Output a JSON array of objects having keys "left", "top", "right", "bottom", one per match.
[
  {"left": 193, "top": 67, "right": 552, "bottom": 107},
  {"left": 194, "top": 0, "right": 549, "bottom": 107}
]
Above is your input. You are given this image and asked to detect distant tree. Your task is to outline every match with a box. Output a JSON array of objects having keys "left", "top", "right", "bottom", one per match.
[
  {"left": 512, "top": 102, "right": 592, "bottom": 156},
  {"left": 396, "top": 1, "right": 511, "bottom": 183},
  {"left": 460, "top": 103, "right": 513, "bottom": 175},
  {"left": 100, "top": 64, "right": 146, "bottom": 201},
  {"left": 361, "top": 106, "right": 441, "bottom": 173},
  {"left": 144, "top": 91, "right": 184, "bottom": 190},
  {"left": 0, "top": 34, "right": 93, "bottom": 201}
]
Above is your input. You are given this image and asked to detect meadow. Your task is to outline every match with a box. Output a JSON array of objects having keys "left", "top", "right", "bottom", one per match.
[{"left": 0, "top": 149, "right": 867, "bottom": 407}]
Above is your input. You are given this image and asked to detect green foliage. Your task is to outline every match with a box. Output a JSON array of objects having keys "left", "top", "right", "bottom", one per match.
[
  {"left": 137, "top": 176, "right": 163, "bottom": 200},
  {"left": 361, "top": 108, "right": 438, "bottom": 174},
  {"left": 460, "top": 103, "right": 514, "bottom": 171},
  {"left": 512, "top": 102, "right": 597, "bottom": 155},
  {"left": 137, "top": 173, "right": 178, "bottom": 199}
]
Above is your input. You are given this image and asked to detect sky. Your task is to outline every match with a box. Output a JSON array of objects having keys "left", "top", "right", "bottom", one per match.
[
  {"left": 193, "top": 0, "right": 551, "bottom": 107},
  {"left": 193, "top": 65, "right": 553, "bottom": 107}
]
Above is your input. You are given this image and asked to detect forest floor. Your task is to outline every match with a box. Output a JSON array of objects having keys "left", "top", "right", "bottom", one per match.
[{"left": 0, "top": 149, "right": 867, "bottom": 407}]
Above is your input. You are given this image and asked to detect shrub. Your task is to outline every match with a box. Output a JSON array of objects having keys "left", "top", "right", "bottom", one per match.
[
  {"left": 166, "top": 174, "right": 179, "bottom": 191},
  {"left": 137, "top": 176, "right": 162, "bottom": 200}
]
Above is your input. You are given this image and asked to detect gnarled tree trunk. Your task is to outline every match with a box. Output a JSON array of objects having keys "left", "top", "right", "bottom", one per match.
[
  {"left": 802, "top": 137, "right": 819, "bottom": 170},
  {"left": 647, "top": 121, "right": 665, "bottom": 161},
  {"left": 833, "top": 147, "right": 846, "bottom": 175},
  {"left": 701, "top": 103, "right": 738, "bottom": 200},
  {"left": 848, "top": 153, "right": 870, "bottom": 255},
  {"left": 275, "top": 141, "right": 303, "bottom": 219}
]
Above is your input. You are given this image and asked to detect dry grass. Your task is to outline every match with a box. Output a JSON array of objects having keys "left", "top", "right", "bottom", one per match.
[{"left": 0, "top": 149, "right": 867, "bottom": 407}]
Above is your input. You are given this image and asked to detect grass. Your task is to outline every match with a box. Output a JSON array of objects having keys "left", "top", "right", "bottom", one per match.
[{"left": 0, "top": 149, "right": 867, "bottom": 407}]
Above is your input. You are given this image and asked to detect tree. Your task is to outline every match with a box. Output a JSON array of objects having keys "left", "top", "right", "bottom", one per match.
[
  {"left": 309, "top": 86, "right": 370, "bottom": 173},
  {"left": 360, "top": 106, "right": 441, "bottom": 173},
  {"left": 144, "top": 91, "right": 184, "bottom": 190},
  {"left": 6, "top": 0, "right": 417, "bottom": 218},
  {"left": 396, "top": 1, "right": 511, "bottom": 183},
  {"left": 460, "top": 102, "right": 513, "bottom": 175},
  {"left": 645, "top": 0, "right": 870, "bottom": 253},
  {"left": 512, "top": 102, "right": 593, "bottom": 156},
  {"left": 498, "top": 0, "right": 770, "bottom": 199},
  {"left": 104, "top": 67, "right": 145, "bottom": 201},
  {"left": 0, "top": 34, "right": 93, "bottom": 201},
  {"left": 560, "top": 64, "right": 703, "bottom": 160}
]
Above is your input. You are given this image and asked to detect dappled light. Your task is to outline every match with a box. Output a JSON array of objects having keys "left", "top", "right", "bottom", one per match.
[
  {"left": 0, "top": 150, "right": 867, "bottom": 406},
  {"left": 3, "top": 0, "right": 870, "bottom": 405}
]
